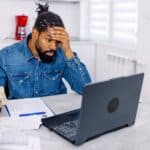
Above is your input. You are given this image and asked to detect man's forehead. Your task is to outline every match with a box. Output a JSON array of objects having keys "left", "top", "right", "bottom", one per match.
[
  {"left": 47, "top": 27, "right": 54, "bottom": 32},
  {"left": 43, "top": 28, "right": 54, "bottom": 36}
]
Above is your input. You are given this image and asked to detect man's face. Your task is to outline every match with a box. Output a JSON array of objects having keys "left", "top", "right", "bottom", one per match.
[{"left": 34, "top": 28, "right": 60, "bottom": 63}]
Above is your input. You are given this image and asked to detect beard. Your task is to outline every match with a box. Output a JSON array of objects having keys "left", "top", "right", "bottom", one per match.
[{"left": 35, "top": 45, "right": 56, "bottom": 64}]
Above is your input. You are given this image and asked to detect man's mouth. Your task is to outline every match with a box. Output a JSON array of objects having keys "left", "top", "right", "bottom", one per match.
[
  {"left": 46, "top": 52, "right": 54, "bottom": 56},
  {"left": 45, "top": 50, "right": 55, "bottom": 56}
]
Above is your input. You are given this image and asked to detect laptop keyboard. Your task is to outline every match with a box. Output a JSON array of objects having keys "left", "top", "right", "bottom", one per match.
[
  {"left": 42, "top": 109, "right": 80, "bottom": 142},
  {"left": 53, "top": 120, "right": 79, "bottom": 140}
]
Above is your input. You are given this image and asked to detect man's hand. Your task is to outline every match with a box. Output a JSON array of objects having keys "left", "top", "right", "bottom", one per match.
[
  {"left": 0, "top": 87, "right": 7, "bottom": 109},
  {"left": 0, "top": 100, "right": 3, "bottom": 111},
  {"left": 50, "top": 27, "right": 74, "bottom": 59}
]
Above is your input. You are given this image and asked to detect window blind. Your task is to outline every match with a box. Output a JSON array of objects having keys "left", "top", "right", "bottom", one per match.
[
  {"left": 89, "top": 0, "right": 109, "bottom": 41},
  {"left": 112, "top": 0, "right": 137, "bottom": 46},
  {"left": 89, "top": 0, "right": 137, "bottom": 48}
]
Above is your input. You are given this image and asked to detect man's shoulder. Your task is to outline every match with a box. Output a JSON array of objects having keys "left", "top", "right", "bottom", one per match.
[
  {"left": 0, "top": 41, "right": 24, "bottom": 57},
  {"left": 0, "top": 41, "right": 25, "bottom": 65}
]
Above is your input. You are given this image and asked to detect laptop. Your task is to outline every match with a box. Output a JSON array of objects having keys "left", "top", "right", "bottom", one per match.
[{"left": 42, "top": 73, "right": 144, "bottom": 146}]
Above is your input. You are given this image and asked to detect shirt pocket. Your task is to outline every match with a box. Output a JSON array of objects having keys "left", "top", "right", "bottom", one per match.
[
  {"left": 43, "top": 70, "right": 63, "bottom": 94},
  {"left": 8, "top": 72, "right": 31, "bottom": 98},
  {"left": 10, "top": 72, "right": 30, "bottom": 84},
  {"left": 44, "top": 70, "right": 63, "bottom": 80}
]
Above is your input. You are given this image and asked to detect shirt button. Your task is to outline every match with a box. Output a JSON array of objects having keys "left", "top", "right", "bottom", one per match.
[{"left": 35, "top": 91, "right": 38, "bottom": 94}]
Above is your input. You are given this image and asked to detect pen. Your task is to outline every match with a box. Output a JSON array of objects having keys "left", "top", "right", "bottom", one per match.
[
  {"left": 5, "top": 105, "right": 11, "bottom": 116},
  {"left": 19, "top": 111, "right": 46, "bottom": 117}
]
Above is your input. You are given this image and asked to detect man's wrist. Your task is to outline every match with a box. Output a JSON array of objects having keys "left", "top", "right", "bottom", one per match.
[{"left": 64, "top": 49, "right": 74, "bottom": 59}]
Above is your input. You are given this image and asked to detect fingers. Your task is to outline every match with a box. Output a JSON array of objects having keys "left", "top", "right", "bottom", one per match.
[
  {"left": 0, "top": 100, "right": 3, "bottom": 108},
  {"left": 51, "top": 34, "right": 69, "bottom": 42},
  {"left": 51, "top": 33, "right": 69, "bottom": 43},
  {"left": 49, "top": 27, "right": 66, "bottom": 35},
  {"left": 53, "top": 27, "right": 65, "bottom": 31},
  {"left": 0, "top": 87, "right": 7, "bottom": 108},
  {"left": 50, "top": 27, "right": 70, "bottom": 42}
]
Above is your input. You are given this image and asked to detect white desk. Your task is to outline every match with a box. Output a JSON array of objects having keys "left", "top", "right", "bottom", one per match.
[{"left": 1, "top": 93, "right": 150, "bottom": 150}]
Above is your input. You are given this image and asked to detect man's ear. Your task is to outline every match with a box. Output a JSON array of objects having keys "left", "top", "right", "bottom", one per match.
[{"left": 31, "top": 29, "right": 39, "bottom": 41}]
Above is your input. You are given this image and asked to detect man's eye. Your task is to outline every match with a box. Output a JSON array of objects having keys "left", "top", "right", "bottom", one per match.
[
  {"left": 46, "top": 39, "right": 51, "bottom": 42},
  {"left": 56, "top": 41, "right": 61, "bottom": 46}
]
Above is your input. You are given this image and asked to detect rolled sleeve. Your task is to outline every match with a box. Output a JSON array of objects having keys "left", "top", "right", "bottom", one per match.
[{"left": 63, "top": 52, "right": 92, "bottom": 94}]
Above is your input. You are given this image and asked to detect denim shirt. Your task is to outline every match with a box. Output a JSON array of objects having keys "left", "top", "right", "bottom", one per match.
[{"left": 0, "top": 35, "right": 91, "bottom": 99}]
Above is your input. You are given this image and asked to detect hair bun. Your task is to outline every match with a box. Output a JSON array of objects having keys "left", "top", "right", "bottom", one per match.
[{"left": 36, "top": 3, "right": 49, "bottom": 15}]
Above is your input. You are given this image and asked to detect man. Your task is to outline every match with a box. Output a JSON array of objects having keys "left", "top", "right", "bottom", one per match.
[{"left": 0, "top": 3, "right": 91, "bottom": 109}]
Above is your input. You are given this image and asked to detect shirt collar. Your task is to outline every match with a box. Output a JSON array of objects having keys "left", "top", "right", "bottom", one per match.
[{"left": 23, "top": 33, "right": 35, "bottom": 62}]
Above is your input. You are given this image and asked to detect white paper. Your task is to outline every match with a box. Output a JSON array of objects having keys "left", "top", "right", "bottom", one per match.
[
  {"left": 0, "top": 116, "right": 42, "bottom": 130},
  {"left": 6, "top": 97, "right": 54, "bottom": 118},
  {"left": 0, "top": 129, "right": 41, "bottom": 150}
]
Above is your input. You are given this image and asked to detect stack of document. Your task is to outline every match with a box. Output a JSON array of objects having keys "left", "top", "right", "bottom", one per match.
[
  {"left": 0, "top": 128, "right": 41, "bottom": 150},
  {"left": 0, "top": 116, "right": 42, "bottom": 130},
  {"left": 2, "top": 97, "right": 54, "bottom": 130},
  {"left": 6, "top": 97, "right": 54, "bottom": 117}
]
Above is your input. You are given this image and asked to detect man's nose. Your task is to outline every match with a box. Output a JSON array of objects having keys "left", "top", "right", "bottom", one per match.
[{"left": 49, "top": 41, "right": 57, "bottom": 50}]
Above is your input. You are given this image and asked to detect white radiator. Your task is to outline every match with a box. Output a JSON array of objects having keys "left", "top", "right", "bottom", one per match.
[{"left": 106, "top": 52, "right": 137, "bottom": 79}]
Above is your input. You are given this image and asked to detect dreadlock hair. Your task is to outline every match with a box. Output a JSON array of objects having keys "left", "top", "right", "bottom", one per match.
[{"left": 34, "top": 3, "right": 64, "bottom": 33}]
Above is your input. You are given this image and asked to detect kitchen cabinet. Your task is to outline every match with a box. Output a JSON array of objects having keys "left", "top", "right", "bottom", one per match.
[{"left": 38, "top": 0, "right": 80, "bottom": 3}]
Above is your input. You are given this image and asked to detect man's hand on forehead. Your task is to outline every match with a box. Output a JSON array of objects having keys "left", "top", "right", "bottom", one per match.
[
  {"left": 47, "top": 27, "right": 65, "bottom": 40},
  {"left": 48, "top": 27, "right": 65, "bottom": 35},
  {"left": 47, "top": 26, "right": 74, "bottom": 59},
  {"left": 49, "top": 27, "right": 69, "bottom": 41},
  {"left": 47, "top": 26, "right": 65, "bottom": 31}
]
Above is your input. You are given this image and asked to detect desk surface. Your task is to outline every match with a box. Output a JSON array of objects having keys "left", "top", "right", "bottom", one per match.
[{"left": 1, "top": 93, "right": 150, "bottom": 150}]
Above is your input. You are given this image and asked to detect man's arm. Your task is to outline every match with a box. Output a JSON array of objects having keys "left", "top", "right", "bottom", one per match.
[
  {"left": 50, "top": 27, "right": 91, "bottom": 93},
  {"left": 63, "top": 54, "right": 91, "bottom": 94}
]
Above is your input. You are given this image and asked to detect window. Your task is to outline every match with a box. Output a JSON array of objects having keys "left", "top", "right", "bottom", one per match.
[
  {"left": 89, "top": 0, "right": 109, "bottom": 41},
  {"left": 89, "top": 0, "right": 137, "bottom": 48}
]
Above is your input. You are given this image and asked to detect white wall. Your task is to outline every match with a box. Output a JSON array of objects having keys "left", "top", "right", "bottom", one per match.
[
  {"left": 95, "top": 0, "right": 150, "bottom": 102},
  {"left": 138, "top": 0, "right": 150, "bottom": 101},
  {"left": 0, "top": 0, "right": 80, "bottom": 40}
]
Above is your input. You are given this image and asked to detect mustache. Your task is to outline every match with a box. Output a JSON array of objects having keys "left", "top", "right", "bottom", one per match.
[
  {"left": 39, "top": 49, "right": 56, "bottom": 63},
  {"left": 44, "top": 50, "right": 55, "bottom": 54}
]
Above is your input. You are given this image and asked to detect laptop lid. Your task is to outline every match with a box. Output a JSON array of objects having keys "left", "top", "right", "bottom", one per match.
[{"left": 75, "top": 73, "right": 144, "bottom": 145}]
